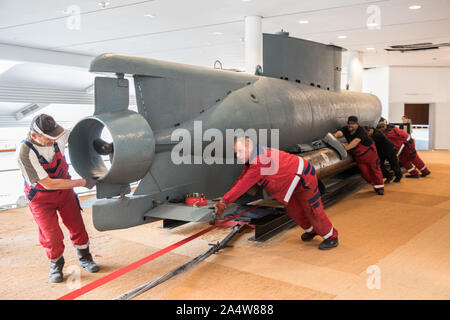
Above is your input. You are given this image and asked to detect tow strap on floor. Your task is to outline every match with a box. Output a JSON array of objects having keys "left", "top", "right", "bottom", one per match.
[
  {"left": 57, "top": 206, "right": 258, "bottom": 300},
  {"left": 113, "top": 223, "right": 247, "bottom": 300}
]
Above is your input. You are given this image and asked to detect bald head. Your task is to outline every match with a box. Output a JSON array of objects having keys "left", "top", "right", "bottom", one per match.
[{"left": 234, "top": 137, "right": 254, "bottom": 164}]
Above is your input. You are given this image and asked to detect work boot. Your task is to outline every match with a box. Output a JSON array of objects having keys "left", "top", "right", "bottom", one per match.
[
  {"left": 376, "top": 189, "right": 384, "bottom": 196},
  {"left": 77, "top": 248, "right": 100, "bottom": 273},
  {"left": 405, "top": 174, "right": 420, "bottom": 179},
  {"left": 384, "top": 176, "right": 393, "bottom": 184},
  {"left": 421, "top": 171, "right": 431, "bottom": 177},
  {"left": 49, "top": 256, "right": 65, "bottom": 283},
  {"left": 318, "top": 238, "right": 338, "bottom": 250},
  {"left": 393, "top": 176, "right": 402, "bottom": 183},
  {"left": 301, "top": 232, "right": 318, "bottom": 242}
]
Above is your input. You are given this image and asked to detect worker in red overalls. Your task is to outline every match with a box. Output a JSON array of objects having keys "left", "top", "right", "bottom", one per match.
[
  {"left": 17, "top": 114, "right": 100, "bottom": 283},
  {"left": 333, "top": 116, "right": 385, "bottom": 195},
  {"left": 377, "top": 120, "right": 430, "bottom": 178},
  {"left": 214, "top": 137, "right": 338, "bottom": 250}
]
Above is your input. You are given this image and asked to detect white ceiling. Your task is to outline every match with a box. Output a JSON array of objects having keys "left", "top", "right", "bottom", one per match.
[
  {"left": 0, "top": 0, "right": 449, "bottom": 128},
  {"left": 0, "top": 0, "right": 449, "bottom": 69},
  {"left": 0, "top": 63, "right": 95, "bottom": 89}
]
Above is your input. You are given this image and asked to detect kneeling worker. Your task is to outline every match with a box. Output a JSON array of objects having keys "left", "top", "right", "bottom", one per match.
[
  {"left": 333, "top": 116, "right": 385, "bottom": 195},
  {"left": 17, "top": 114, "right": 100, "bottom": 283},
  {"left": 214, "top": 137, "right": 338, "bottom": 250},
  {"left": 364, "top": 126, "right": 402, "bottom": 184}
]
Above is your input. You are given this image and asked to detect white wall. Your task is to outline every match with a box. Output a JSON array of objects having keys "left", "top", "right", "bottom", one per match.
[
  {"left": 389, "top": 67, "right": 449, "bottom": 106},
  {"left": 388, "top": 66, "right": 450, "bottom": 150},
  {"left": 431, "top": 102, "right": 450, "bottom": 149},
  {"left": 342, "top": 51, "right": 363, "bottom": 92},
  {"left": 362, "top": 66, "right": 389, "bottom": 120},
  {"left": 363, "top": 66, "right": 450, "bottom": 150}
]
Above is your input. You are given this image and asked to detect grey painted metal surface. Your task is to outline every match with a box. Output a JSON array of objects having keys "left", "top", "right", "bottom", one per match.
[
  {"left": 142, "top": 203, "right": 214, "bottom": 222},
  {"left": 69, "top": 110, "right": 155, "bottom": 184},
  {"left": 69, "top": 37, "right": 381, "bottom": 232},
  {"left": 323, "top": 133, "right": 348, "bottom": 159},
  {"left": 262, "top": 33, "right": 342, "bottom": 91}
]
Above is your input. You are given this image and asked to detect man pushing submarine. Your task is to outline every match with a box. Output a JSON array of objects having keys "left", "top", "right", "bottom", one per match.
[
  {"left": 91, "top": 130, "right": 340, "bottom": 250},
  {"left": 333, "top": 116, "right": 385, "bottom": 195},
  {"left": 214, "top": 137, "right": 339, "bottom": 250}
]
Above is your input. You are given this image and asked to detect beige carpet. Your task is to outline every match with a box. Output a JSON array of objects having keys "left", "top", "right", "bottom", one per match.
[{"left": 1, "top": 150, "right": 449, "bottom": 300}]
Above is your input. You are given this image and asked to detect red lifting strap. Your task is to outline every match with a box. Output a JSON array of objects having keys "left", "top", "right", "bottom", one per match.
[{"left": 57, "top": 206, "right": 258, "bottom": 300}]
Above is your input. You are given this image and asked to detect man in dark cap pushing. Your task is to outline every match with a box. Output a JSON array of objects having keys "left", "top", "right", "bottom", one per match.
[{"left": 333, "top": 116, "right": 385, "bottom": 195}]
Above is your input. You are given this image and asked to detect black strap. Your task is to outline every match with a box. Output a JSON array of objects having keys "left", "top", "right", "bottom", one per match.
[
  {"left": 53, "top": 142, "right": 60, "bottom": 153},
  {"left": 22, "top": 140, "right": 61, "bottom": 164},
  {"left": 22, "top": 140, "right": 48, "bottom": 165},
  {"left": 358, "top": 145, "right": 375, "bottom": 158}
]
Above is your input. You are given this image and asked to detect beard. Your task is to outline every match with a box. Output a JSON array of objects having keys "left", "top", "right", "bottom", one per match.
[{"left": 348, "top": 127, "right": 355, "bottom": 134}]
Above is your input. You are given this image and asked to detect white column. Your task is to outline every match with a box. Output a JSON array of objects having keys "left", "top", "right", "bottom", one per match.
[
  {"left": 344, "top": 50, "right": 363, "bottom": 92},
  {"left": 244, "top": 16, "right": 262, "bottom": 75}
]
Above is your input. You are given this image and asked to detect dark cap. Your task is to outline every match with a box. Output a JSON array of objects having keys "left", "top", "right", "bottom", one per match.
[
  {"left": 347, "top": 116, "right": 358, "bottom": 124},
  {"left": 376, "top": 119, "right": 387, "bottom": 129},
  {"left": 30, "top": 114, "right": 64, "bottom": 139}
]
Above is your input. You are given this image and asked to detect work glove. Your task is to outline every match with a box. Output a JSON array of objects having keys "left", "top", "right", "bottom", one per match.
[
  {"left": 93, "top": 138, "right": 114, "bottom": 155},
  {"left": 84, "top": 177, "right": 98, "bottom": 189},
  {"left": 214, "top": 200, "right": 227, "bottom": 219}
]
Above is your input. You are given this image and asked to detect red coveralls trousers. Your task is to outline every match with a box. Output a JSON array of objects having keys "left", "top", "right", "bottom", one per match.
[
  {"left": 398, "top": 139, "right": 430, "bottom": 176},
  {"left": 285, "top": 162, "right": 337, "bottom": 240},
  {"left": 222, "top": 148, "right": 337, "bottom": 241},
  {"left": 23, "top": 141, "right": 89, "bottom": 261},
  {"left": 384, "top": 126, "right": 429, "bottom": 176},
  {"left": 351, "top": 142, "right": 384, "bottom": 191}
]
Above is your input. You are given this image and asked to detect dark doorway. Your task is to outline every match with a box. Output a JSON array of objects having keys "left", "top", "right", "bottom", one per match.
[
  {"left": 404, "top": 103, "right": 429, "bottom": 125},
  {"left": 404, "top": 103, "right": 430, "bottom": 150}
]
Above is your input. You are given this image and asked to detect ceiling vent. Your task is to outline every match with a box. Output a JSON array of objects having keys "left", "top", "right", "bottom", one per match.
[
  {"left": 385, "top": 42, "right": 450, "bottom": 52},
  {"left": 15, "top": 103, "right": 48, "bottom": 120}
]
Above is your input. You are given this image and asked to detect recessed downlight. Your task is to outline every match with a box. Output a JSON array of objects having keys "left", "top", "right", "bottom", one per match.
[
  {"left": 409, "top": 5, "right": 422, "bottom": 10},
  {"left": 98, "top": 1, "right": 110, "bottom": 9}
]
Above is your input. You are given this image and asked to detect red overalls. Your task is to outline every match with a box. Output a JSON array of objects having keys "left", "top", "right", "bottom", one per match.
[
  {"left": 222, "top": 147, "right": 337, "bottom": 240},
  {"left": 22, "top": 140, "right": 89, "bottom": 261},
  {"left": 383, "top": 125, "right": 430, "bottom": 176},
  {"left": 350, "top": 141, "right": 384, "bottom": 191}
]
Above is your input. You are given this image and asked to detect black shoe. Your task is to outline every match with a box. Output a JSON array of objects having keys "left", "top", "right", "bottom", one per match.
[
  {"left": 421, "top": 171, "right": 431, "bottom": 177},
  {"left": 301, "top": 232, "right": 318, "bottom": 242},
  {"left": 384, "top": 176, "right": 393, "bottom": 184},
  {"left": 318, "top": 238, "right": 338, "bottom": 250},
  {"left": 77, "top": 248, "right": 100, "bottom": 273},
  {"left": 405, "top": 174, "right": 420, "bottom": 179},
  {"left": 49, "top": 256, "right": 65, "bottom": 283},
  {"left": 393, "top": 176, "right": 402, "bottom": 183},
  {"left": 376, "top": 189, "right": 384, "bottom": 195}
]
